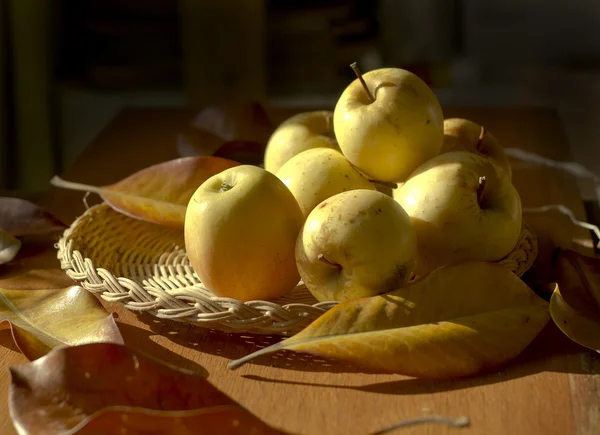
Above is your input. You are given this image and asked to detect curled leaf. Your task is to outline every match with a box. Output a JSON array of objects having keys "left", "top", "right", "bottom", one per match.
[
  {"left": 0, "top": 228, "right": 21, "bottom": 265},
  {"left": 0, "top": 286, "right": 123, "bottom": 360},
  {"left": 549, "top": 249, "right": 600, "bottom": 351},
  {"left": 0, "top": 197, "right": 66, "bottom": 236},
  {"left": 177, "top": 101, "right": 274, "bottom": 159},
  {"left": 50, "top": 156, "right": 240, "bottom": 228},
  {"left": 550, "top": 286, "right": 600, "bottom": 352},
  {"left": 9, "top": 342, "right": 287, "bottom": 435},
  {"left": 229, "top": 262, "right": 550, "bottom": 379}
]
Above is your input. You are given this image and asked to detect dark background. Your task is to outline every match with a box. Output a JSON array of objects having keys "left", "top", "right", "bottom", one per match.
[{"left": 1, "top": 0, "right": 599, "bottom": 201}]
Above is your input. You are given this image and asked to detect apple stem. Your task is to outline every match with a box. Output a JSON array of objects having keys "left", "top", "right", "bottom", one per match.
[
  {"left": 477, "top": 176, "right": 486, "bottom": 204},
  {"left": 350, "top": 62, "right": 375, "bottom": 103},
  {"left": 317, "top": 254, "right": 342, "bottom": 270},
  {"left": 476, "top": 126, "right": 486, "bottom": 151},
  {"left": 369, "top": 180, "right": 398, "bottom": 190}
]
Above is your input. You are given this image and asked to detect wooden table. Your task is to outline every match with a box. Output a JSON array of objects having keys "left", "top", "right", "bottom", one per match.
[{"left": 1, "top": 106, "right": 598, "bottom": 435}]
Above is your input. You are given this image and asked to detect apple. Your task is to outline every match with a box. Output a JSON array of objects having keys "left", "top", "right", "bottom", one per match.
[
  {"left": 275, "top": 148, "right": 376, "bottom": 217},
  {"left": 393, "top": 151, "right": 522, "bottom": 277},
  {"left": 442, "top": 118, "right": 512, "bottom": 179},
  {"left": 264, "top": 111, "right": 339, "bottom": 173},
  {"left": 185, "top": 165, "right": 304, "bottom": 301},
  {"left": 296, "top": 189, "right": 416, "bottom": 302},
  {"left": 333, "top": 65, "right": 444, "bottom": 183}
]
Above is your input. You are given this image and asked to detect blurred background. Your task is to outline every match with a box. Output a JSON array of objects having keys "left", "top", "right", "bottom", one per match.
[{"left": 1, "top": 0, "right": 600, "bottom": 201}]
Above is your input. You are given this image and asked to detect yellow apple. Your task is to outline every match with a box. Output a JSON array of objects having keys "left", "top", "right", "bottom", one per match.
[
  {"left": 333, "top": 66, "right": 444, "bottom": 183},
  {"left": 442, "top": 118, "right": 512, "bottom": 179},
  {"left": 296, "top": 189, "right": 416, "bottom": 302},
  {"left": 184, "top": 165, "right": 304, "bottom": 301},
  {"left": 264, "top": 111, "right": 339, "bottom": 173},
  {"left": 394, "top": 151, "right": 522, "bottom": 277},
  {"left": 275, "top": 148, "right": 376, "bottom": 217}
]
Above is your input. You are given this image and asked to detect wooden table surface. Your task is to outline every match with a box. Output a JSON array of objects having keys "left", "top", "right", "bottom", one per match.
[{"left": 1, "top": 106, "right": 598, "bottom": 435}]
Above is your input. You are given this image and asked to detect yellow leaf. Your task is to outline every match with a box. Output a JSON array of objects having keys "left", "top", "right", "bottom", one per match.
[
  {"left": 50, "top": 156, "right": 240, "bottom": 228},
  {"left": 229, "top": 262, "right": 550, "bottom": 379},
  {"left": 550, "top": 286, "right": 600, "bottom": 352},
  {"left": 0, "top": 286, "right": 123, "bottom": 360},
  {"left": 549, "top": 249, "right": 600, "bottom": 352}
]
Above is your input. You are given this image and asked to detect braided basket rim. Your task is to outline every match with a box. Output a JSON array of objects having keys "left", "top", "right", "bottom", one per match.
[{"left": 57, "top": 203, "right": 538, "bottom": 336}]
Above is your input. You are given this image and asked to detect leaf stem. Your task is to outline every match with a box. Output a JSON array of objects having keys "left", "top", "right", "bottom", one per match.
[
  {"left": 49, "top": 176, "right": 103, "bottom": 195},
  {"left": 350, "top": 62, "right": 375, "bottom": 103},
  {"left": 227, "top": 341, "right": 285, "bottom": 370},
  {"left": 370, "top": 415, "right": 470, "bottom": 435}
]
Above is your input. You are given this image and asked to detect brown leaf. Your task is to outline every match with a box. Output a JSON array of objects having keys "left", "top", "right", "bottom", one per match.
[
  {"left": 9, "top": 342, "right": 287, "bottom": 435},
  {"left": 213, "top": 140, "right": 267, "bottom": 166},
  {"left": 50, "top": 156, "right": 241, "bottom": 228},
  {"left": 549, "top": 249, "right": 600, "bottom": 351},
  {"left": 0, "top": 197, "right": 66, "bottom": 237},
  {"left": 178, "top": 101, "right": 274, "bottom": 159},
  {"left": 229, "top": 262, "right": 550, "bottom": 379},
  {"left": 0, "top": 286, "right": 123, "bottom": 360}
]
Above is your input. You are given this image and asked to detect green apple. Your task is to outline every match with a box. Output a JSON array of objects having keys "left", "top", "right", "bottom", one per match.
[
  {"left": 333, "top": 66, "right": 444, "bottom": 183},
  {"left": 185, "top": 165, "right": 304, "bottom": 301},
  {"left": 264, "top": 111, "right": 339, "bottom": 173},
  {"left": 275, "top": 148, "right": 376, "bottom": 217},
  {"left": 393, "top": 151, "right": 522, "bottom": 277},
  {"left": 442, "top": 118, "right": 512, "bottom": 179},
  {"left": 296, "top": 189, "right": 416, "bottom": 302}
]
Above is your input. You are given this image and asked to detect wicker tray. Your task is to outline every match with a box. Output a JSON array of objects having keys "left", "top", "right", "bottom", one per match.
[{"left": 57, "top": 203, "right": 538, "bottom": 336}]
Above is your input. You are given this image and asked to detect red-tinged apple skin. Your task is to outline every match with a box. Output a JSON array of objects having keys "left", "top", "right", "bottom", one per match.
[
  {"left": 296, "top": 189, "right": 417, "bottom": 302},
  {"left": 394, "top": 151, "right": 522, "bottom": 277},
  {"left": 184, "top": 165, "right": 304, "bottom": 301},
  {"left": 442, "top": 118, "right": 512, "bottom": 180},
  {"left": 333, "top": 67, "right": 444, "bottom": 183},
  {"left": 264, "top": 111, "right": 339, "bottom": 174}
]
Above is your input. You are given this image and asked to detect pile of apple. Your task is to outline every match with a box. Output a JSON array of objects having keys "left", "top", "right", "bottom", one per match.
[{"left": 184, "top": 65, "right": 522, "bottom": 304}]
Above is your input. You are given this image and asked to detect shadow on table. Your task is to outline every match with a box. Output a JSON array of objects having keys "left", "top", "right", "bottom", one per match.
[
  {"left": 116, "top": 321, "right": 209, "bottom": 377},
  {"left": 133, "top": 311, "right": 596, "bottom": 384},
  {"left": 134, "top": 312, "right": 367, "bottom": 373},
  {"left": 241, "top": 322, "right": 597, "bottom": 395}
]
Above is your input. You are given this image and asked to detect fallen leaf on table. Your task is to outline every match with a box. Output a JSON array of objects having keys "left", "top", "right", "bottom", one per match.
[
  {"left": 549, "top": 249, "right": 600, "bottom": 352},
  {"left": 0, "top": 197, "right": 66, "bottom": 236},
  {"left": 213, "top": 140, "right": 267, "bottom": 166},
  {"left": 177, "top": 100, "right": 274, "bottom": 159},
  {"left": 0, "top": 199, "right": 73, "bottom": 289},
  {"left": 0, "top": 285, "right": 123, "bottom": 360},
  {"left": 9, "top": 342, "right": 287, "bottom": 435},
  {"left": 229, "top": 262, "right": 550, "bottom": 379},
  {"left": 49, "top": 156, "right": 240, "bottom": 228},
  {"left": 0, "top": 228, "right": 21, "bottom": 265}
]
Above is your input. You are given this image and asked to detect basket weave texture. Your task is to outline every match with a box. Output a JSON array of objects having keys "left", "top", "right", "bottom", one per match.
[{"left": 57, "top": 203, "right": 538, "bottom": 336}]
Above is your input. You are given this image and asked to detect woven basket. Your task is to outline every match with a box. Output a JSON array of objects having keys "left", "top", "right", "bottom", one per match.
[{"left": 57, "top": 203, "right": 538, "bottom": 336}]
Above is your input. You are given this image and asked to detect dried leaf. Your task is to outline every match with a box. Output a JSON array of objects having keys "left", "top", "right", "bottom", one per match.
[
  {"left": 550, "top": 286, "right": 600, "bottom": 352},
  {"left": 50, "top": 156, "right": 240, "bottom": 228},
  {"left": 0, "top": 228, "right": 21, "bottom": 264},
  {"left": 0, "top": 197, "right": 66, "bottom": 237},
  {"left": 178, "top": 101, "right": 274, "bottom": 158},
  {"left": 549, "top": 249, "right": 600, "bottom": 352},
  {"left": 213, "top": 140, "right": 267, "bottom": 166},
  {"left": 0, "top": 286, "right": 123, "bottom": 360},
  {"left": 229, "top": 262, "right": 550, "bottom": 379},
  {"left": 9, "top": 342, "right": 287, "bottom": 435}
]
